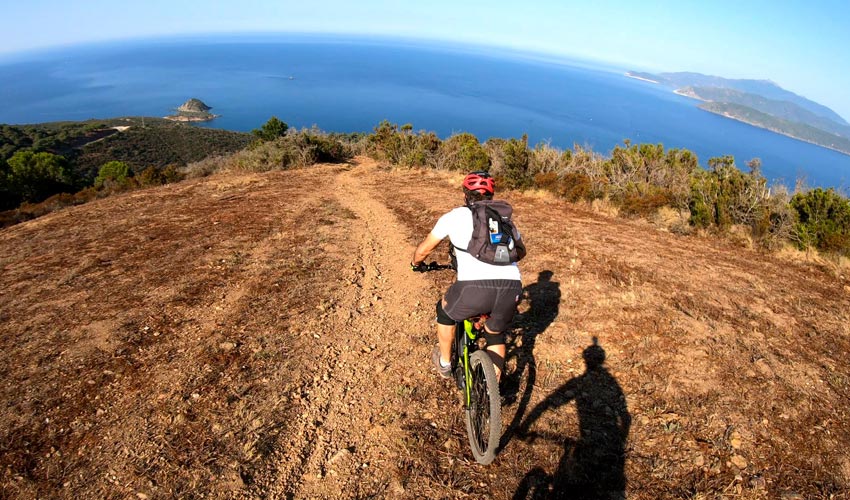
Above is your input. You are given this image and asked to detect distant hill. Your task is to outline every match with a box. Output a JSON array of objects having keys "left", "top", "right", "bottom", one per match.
[
  {"left": 700, "top": 101, "right": 850, "bottom": 155},
  {"left": 635, "top": 72, "right": 848, "bottom": 126},
  {"left": 683, "top": 86, "right": 850, "bottom": 139},
  {"left": 628, "top": 71, "right": 850, "bottom": 155},
  {"left": 0, "top": 117, "right": 252, "bottom": 210}
]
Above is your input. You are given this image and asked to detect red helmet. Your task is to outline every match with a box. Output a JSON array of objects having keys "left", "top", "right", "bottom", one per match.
[{"left": 462, "top": 171, "right": 495, "bottom": 195}]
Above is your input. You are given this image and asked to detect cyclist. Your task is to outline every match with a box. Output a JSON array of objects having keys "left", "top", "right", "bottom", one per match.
[{"left": 411, "top": 171, "right": 523, "bottom": 381}]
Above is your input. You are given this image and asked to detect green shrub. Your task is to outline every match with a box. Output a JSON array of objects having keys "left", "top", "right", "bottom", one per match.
[
  {"left": 603, "top": 141, "right": 696, "bottom": 212},
  {"left": 790, "top": 188, "right": 850, "bottom": 255},
  {"left": 366, "top": 121, "right": 440, "bottom": 167},
  {"left": 437, "top": 133, "right": 489, "bottom": 171},
  {"left": 689, "top": 156, "right": 769, "bottom": 230},
  {"left": 94, "top": 160, "right": 133, "bottom": 188},
  {"left": 498, "top": 135, "right": 532, "bottom": 190}
]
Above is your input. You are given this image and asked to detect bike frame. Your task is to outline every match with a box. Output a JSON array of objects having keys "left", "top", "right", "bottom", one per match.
[{"left": 455, "top": 316, "right": 487, "bottom": 407}]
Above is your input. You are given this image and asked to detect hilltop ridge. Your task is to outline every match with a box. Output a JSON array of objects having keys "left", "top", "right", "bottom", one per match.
[{"left": 1, "top": 159, "right": 848, "bottom": 498}]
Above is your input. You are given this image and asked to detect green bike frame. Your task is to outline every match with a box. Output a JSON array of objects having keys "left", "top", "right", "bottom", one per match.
[{"left": 462, "top": 319, "right": 476, "bottom": 406}]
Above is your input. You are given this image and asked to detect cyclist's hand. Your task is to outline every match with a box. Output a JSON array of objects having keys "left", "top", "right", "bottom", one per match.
[{"left": 411, "top": 262, "right": 428, "bottom": 273}]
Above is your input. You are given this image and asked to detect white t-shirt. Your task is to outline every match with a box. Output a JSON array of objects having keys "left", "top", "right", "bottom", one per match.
[{"left": 431, "top": 206, "right": 522, "bottom": 282}]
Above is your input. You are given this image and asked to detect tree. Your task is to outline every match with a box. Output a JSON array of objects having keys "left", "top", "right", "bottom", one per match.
[
  {"left": 252, "top": 116, "right": 289, "bottom": 141},
  {"left": 94, "top": 161, "right": 132, "bottom": 188},
  {"left": 6, "top": 150, "right": 73, "bottom": 203}
]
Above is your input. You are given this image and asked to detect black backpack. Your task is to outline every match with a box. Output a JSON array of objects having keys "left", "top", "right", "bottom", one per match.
[{"left": 454, "top": 200, "right": 527, "bottom": 265}]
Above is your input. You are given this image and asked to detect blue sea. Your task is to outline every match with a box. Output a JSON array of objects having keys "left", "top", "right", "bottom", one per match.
[{"left": 1, "top": 34, "right": 849, "bottom": 190}]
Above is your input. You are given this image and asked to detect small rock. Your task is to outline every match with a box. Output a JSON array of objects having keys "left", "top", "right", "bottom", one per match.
[
  {"left": 389, "top": 477, "right": 405, "bottom": 494},
  {"left": 136, "top": 493, "right": 149, "bottom": 500},
  {"left": 753, "top": 359, "right": 774, "bottom": 378},
  {"left": 694, "top": 454, "right": 705, "bottom": 467},
  {"left": 219, "top": 342, "right": 236, "bottom": 352},
  {"left": 328, "top": 448, "right": 352, "bottom": 467},
  {"left": 730, "top": 455, "right": 748, "bottom": 469}
]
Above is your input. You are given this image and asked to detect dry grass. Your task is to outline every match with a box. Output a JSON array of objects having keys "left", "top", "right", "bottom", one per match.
[{"left": 2, "top": 159, "right": 849, "bottom": 499}]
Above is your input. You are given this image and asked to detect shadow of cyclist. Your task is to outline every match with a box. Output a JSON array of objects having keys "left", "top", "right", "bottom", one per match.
[
  {"left": 512, "top": 338, "right": 631, "bottom": 500},
  {"left": 500, "top": 270, "right": 560, "bottom": 450}
]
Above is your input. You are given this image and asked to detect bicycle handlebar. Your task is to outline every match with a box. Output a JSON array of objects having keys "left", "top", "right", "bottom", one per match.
[{"left": 412, "top": 261, "right": 455, "bottom": 272}]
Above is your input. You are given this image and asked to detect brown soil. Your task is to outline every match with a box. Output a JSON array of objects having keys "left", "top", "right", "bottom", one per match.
[{"left": 1, "top": 158, "right": 849, "bottom": 499}]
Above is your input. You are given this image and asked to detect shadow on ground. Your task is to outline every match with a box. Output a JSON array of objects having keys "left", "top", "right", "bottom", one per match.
[
  {"left": 501, "top": 270, "right": 561, "bottom": 450},
  {"left": 512, "top": 338, "right": 631, "bottom": 500}
]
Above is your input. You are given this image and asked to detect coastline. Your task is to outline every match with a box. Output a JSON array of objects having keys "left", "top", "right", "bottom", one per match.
[
  {"left": 698, "top": 107, "right": 850, "bottom": 158},
  {"left": 164, "top": 114, "right": 219, "bottom": 123},
  {"left": 625, "top": 73, "right": 660, "bottom": 84},
  {"left": 673, "top": 88, "right": 705, "bottom": 101}
]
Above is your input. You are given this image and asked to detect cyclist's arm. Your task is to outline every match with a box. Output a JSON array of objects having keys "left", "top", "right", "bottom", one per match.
[{"left": 411, "top": 232, "right": 443, "bottom": 266}]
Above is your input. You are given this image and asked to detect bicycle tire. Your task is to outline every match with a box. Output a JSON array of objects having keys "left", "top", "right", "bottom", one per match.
[{"left": 464, "top": 350, "right": 501, "bottom": 465}]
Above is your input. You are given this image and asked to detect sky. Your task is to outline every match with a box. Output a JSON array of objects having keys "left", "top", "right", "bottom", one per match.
[{"left": 4, "top": 0, "right": 850, "bottom": 120}]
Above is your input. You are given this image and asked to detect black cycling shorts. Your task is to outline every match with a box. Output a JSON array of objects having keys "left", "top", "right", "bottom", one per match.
[{"left": 443, "top": 279, "right": 523, "bottom": 333}]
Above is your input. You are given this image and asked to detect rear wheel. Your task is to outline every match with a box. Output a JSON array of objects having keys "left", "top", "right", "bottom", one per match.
[{"left": 464, "top": 350, "right": 501, "bottom": 464}]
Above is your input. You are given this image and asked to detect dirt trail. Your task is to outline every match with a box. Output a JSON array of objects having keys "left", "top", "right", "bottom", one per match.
[
  {"left": 254, "top": 166, "right": 434, "bottom": 498},
  {"left": 2, "top": 158, "right": 850, "bottom": 499}
]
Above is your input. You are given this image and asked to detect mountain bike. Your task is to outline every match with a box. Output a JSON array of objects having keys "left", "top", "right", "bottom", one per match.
[{"left": 420, "top": 262, "right": 501, "bottom": 465}]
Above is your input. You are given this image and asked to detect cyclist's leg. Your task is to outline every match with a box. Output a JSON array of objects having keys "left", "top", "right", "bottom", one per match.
[
  {"left": 483, "top": 280, "right": 524, "bottom": 380},
  {"left": 482, "top": 328, "right": 507, "bottom": 380},
  {"left": 435, "top": 298, "right": 455, "bottom": 365}
]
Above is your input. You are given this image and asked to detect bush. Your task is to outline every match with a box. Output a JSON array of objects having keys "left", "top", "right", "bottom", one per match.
[
  {"left": 751, "top": 185, "right": 797, "bottom": 250},
  {"left": 437, "top": 133, "right": 489, "bottom": 171},
  {"left": 496, "top": 135, "right": 532, "bottom": 190},
  {"left": 529, "top": 141, "right": 566, "bottom": 177},
  {"left": 136, "top": 164, "right": 184, "bottom": 186},
  {"left": 603, "top": 141, "right": 696, "bottom": 212},
  {"left": 619, "top": 189, "right": 673, "bottom": 217},
  {"left": 558, "top": 172, "right": 593, "bottom": 202},
  {"left": 790, "top": 188, "right": 850, "bottom": 255},
  {"left": 94, "top": 160, "right": 133, "bottom": 188},
  {"left": 233, "top": 129, "right": 353, "bottom": 172},
  {"left": 366, "top": 121, "right": 440, "bottom": 167},
  {"left": 689, "top": 156, "right": 769, "bottom": 229}
]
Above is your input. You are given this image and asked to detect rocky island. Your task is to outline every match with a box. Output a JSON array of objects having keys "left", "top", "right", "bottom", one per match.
[{"left": 165, "top": 98, "right": 219, "bottom": 122}]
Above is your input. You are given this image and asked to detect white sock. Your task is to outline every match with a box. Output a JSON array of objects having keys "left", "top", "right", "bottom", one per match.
[{"left": 440, "top": 358, "right": 450, "bottom": 368}]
